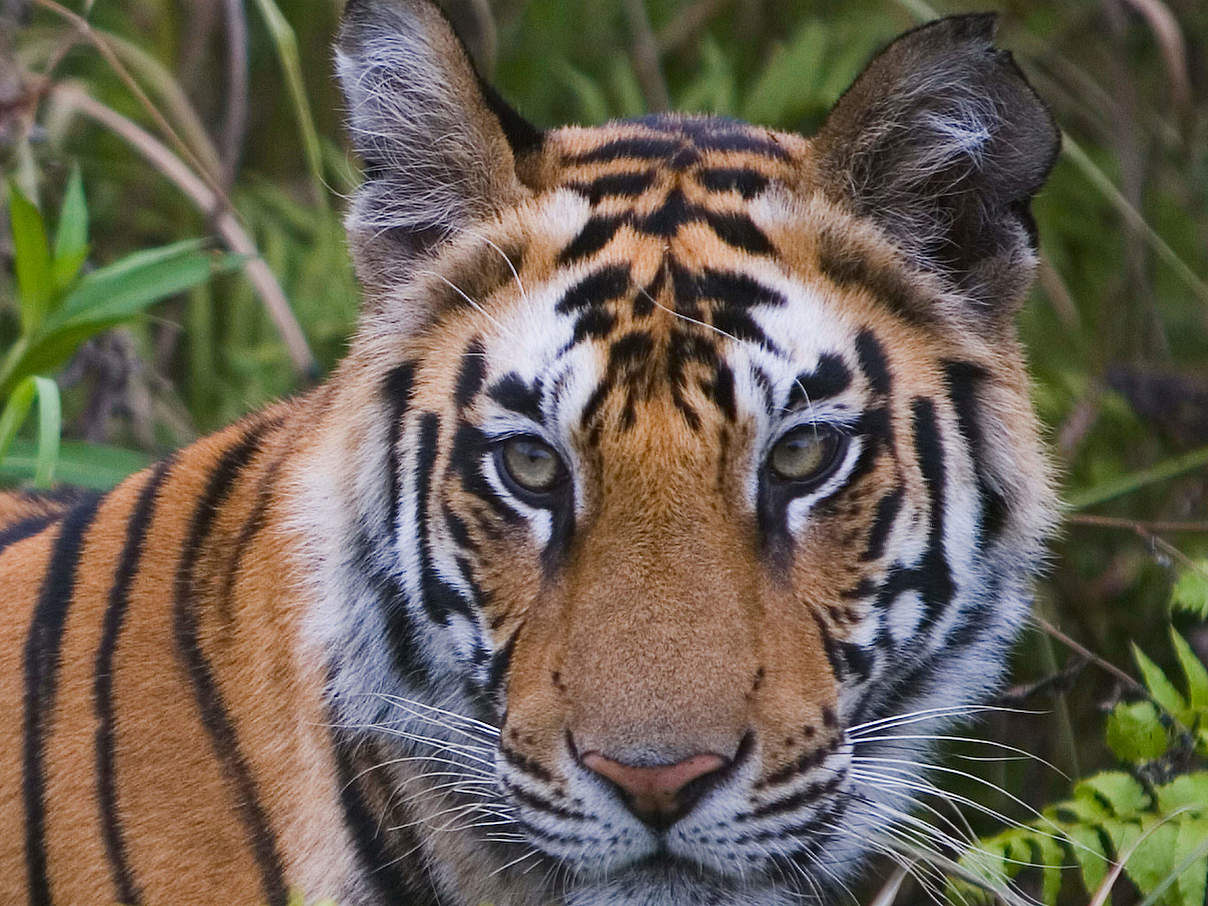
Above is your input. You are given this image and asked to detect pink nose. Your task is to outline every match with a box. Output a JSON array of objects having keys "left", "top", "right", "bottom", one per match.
[{"left": 580, "top": 751, "right": 729, "bottom": 826}]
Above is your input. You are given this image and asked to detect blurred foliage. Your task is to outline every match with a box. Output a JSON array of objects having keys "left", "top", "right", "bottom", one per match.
[{"left": 1, "top": 0, "right": 1207, "bottom": 903}]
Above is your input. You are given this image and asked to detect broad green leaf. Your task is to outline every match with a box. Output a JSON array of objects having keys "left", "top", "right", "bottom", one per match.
[
  {"left": 1125, "top": 819, "right": 1180, "bottom": 903},
  {"left": 1171, "top": 821, "right": 1208, "bottom": 906},
  {"left": 30, "top": 376, "right": 60, "bottom": 489},
  {"left": 1106, "top": 701, "right": 1168, "bottom": 763},
  {"left": 1154, "top": 774, "right": 1208, "bottom": 814},
  {"left": 1075, "top": 772, "right": 1152, "bottom": 817},
  {"left": 1171, "top": 565, "right": 1208, "bottom": 619},
  {"left": 8, "top": 182, "right": 54, "bottom": 334},
  {"left": 1065, "top": 824, "right": 1110, "bottom": 900},
  {"left": 1133, "top": 644, "right": 1189, "bottom": 721},
  {"left": 51, "top": 165, "right": 88, "bottom": 289},
  {"left": 46, "top": 240, "right": 221, "bottom": 332},
  {"left": 0, "top": 439, "right": 150, "bottom": 490},
  {"left": 1170, "top": 630, "right": 1208, "bottom": 710}
]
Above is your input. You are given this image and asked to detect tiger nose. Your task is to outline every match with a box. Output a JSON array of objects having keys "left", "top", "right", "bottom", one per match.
[{"left": 580, "top": 750, "right": 730, "bottom": 829}]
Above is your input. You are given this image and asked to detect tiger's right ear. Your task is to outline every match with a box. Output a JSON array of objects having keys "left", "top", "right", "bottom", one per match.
[{"left": 336, "top": 0, "right": 541, "bottom": 287}]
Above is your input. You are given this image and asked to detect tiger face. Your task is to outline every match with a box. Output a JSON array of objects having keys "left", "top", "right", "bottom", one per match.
[{"left": 300, "top": 2, "right": 1060, "bottom": 904}]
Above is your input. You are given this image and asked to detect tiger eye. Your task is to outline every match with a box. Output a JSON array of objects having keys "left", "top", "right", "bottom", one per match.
[
  {"left": 769, "top": 426, "right": 842, "bottom": 483},
  {"left": 501, "top": 436, "right": 562, "bottom": 493}
]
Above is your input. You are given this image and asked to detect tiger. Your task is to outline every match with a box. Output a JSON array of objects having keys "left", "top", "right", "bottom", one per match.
[{"left": 0, "top": 2, "right": 1060, "bottom": 904}]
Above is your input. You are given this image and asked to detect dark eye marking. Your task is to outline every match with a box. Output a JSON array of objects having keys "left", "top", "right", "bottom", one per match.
[
  {"left": 487, "top": 373, "right": 545, "bottom": 425},
  {"left": 786, "top": 353, "right": 851, "bottom": 408}
]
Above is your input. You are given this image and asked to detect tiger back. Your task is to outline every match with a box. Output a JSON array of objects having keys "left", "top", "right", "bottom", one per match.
[{"left": 0, "top": 3, "right": 1059, "bottom": 905}]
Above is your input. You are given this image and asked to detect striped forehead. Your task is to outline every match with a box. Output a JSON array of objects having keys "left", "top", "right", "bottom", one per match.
[{"left": 461, "top": 117, "right": 876, "bottom": 435}]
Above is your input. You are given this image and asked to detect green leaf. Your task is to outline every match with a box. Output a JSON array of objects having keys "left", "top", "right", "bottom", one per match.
[
  {"left": 46, "top": 240, "right": 225, "bottom": 333},
  {"left": 1133, "top": 644, "right": 1189, "bottom": 721},
  {"left": 1154, "top": 774, "right": 1208, "bottom": 814},
  {"left": 51, "top": 165, "right": 89, "bottom": 289},
  {"left": 8, "top": 182, "right": 54, "bottom": 334},
  {"left": 1170, "top": 630, "right": 1208, "bottom": 710},
  {"left": 742, "top": 20, "right": 829, "bottom": 126},
  {"left": 1106, "top": 701, "right": 1169, "bottom": 763},
  {"left": 1124, "top": 818, "right": 1180, "bottom": 902},
  {"left": 1171, "top": 821, "right": 1208, "bottom": 906},
  {"left": 30, "top": 376, "right": 60, "bottom": 489},
  {"left": 1065, "top": 824, "right": 1110, "bottom": 900},
  {"left": 0, "top": 439, "right": 149, "bottom": 490},
  {"left": 1075, "top": 772, "right": 1152, "bottom": 817},
  {"left": 0, "top": 375, "right": 59, "bottom": 488},
  {"left": 1171, "top": 564, "right": 1208, "bottom": 620},
  {"left": 0, "top": 376, "right": 37, "bottom": 465}
]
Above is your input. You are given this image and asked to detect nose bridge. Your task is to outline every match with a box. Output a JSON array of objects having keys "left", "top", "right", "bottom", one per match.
[{"left": 561, "top": 484, "right": 759, "bottom": 763}]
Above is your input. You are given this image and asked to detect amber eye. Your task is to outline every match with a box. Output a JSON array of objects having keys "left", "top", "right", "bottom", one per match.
[
  {"left": 768, "top": 425, "right": 845, "bottom": 485},
  {"left": 499, "top": 436, "right": 563, "bottom": 495}
]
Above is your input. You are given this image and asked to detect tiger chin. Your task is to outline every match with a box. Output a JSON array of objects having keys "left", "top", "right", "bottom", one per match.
[{"left": 0, "top": 2, "right": 1060, "bottom": 905}]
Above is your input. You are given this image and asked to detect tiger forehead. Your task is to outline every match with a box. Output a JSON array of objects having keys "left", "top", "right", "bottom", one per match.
[{"left": 534, "top": 115, "right": 808, "bottom": 203}]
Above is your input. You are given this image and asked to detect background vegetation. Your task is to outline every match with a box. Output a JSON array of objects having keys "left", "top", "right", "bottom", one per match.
[{"left": 1, "top": 0, "right": 1206, "bottom": 903}]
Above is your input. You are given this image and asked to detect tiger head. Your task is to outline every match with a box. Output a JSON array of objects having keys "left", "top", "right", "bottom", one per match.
[{"left": 297, "top": 1, "right": 1059, "bottom": 903}]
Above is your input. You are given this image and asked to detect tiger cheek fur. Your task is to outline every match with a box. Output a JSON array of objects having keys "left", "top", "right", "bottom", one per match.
[{"left": 0, "top": 2, "right": 1060, "bottom": 905}]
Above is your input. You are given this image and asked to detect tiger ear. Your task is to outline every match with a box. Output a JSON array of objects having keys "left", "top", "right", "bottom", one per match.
[
  {"left": 336, "top": 0, "right": 541, "bottom": 289},
  {"left": 812, "top": 14, "right": 1059, "bottom": 320}
]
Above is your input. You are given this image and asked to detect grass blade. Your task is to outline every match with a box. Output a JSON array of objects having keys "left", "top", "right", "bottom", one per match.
[
  {"left": 30, "top": 376, "right": 61, "bottom": 488},
  {"left": 249, "top": 0, "right": 326, "bottom": 207}
]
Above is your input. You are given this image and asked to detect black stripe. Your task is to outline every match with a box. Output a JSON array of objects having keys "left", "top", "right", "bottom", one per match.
[
  {"left": 788, "top": 354, "right": 852, "bottom": 406},
  {"left": 487, "top": 373, "right": 545, "bottom": 425},
  {"left": 567, "top": 136, "right": 682, "bottom": 164},
  {"left": 943, "top": 361, "right": 1008, "bottom": 543},
  {"left": 555, "top": 265, "right": 631, "bottom": 315},
  {"left": 558, "top": 215, "right": 624, "bottom": 265},
  {"left": 454, "top": 339, "right": 487, "bottom": 409},
  {"left": 332, "top": 735, "right": 439, "bottom": 906},
  {"left": 701, "top": 210, "right": 774, "bottom": 256},
  {"left": 173, "top": 420, "right": 288, "bottom": 906},
  {"left": 0, "top": 512, "right": 58, "bottom": 557},
  {"left": 696, "top": 168, "right": 769, "bottom": 198},
  {"left": 415, "top": 415, "right": 478, "bottom": 625},
  {"left": 855, "top": 329, "right": 892, "bottom": 396},
  {"left": 217, "top": 454, "right": 283, "bottom": 627},
  {"left": 566, "top": 169, "right": 656, "bottom": 202},
  {"left": 696, "top": 269, "right": 785, "bottom": 308},
  {"left": 95, "top": 461, "right": 173, "bottom": 904},
  {"left": 24, "top": 491, "right": 103, "bottom": 906},
  {"left": 382, "top": 363, "right": 416, "bottom": 543},
  {"left": 861, "top": 489, "right": 903, "bottom": 563}
]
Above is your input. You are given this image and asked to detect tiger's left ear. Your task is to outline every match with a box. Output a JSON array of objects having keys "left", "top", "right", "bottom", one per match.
[
  {"left": 812, "top": 14, "right": 1059, "bottom": 321},
  {"left": 336, "top": 0, "right": 541, "bottom": 290}
]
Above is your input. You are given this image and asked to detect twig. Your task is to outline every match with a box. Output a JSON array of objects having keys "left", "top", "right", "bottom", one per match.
[
  {"left": 1067, "top": 513, "right": 1208, "bottom": 534},
  {"left": 656, "top": 0, "right": 731, "bottom": 54},
  {"left": 621, "top": 0, "right": 669, "bottom": 112},
  {"left": 33, "top": 0, "right": 227, "bottom": 198},
  {"left": 994, "top": 656, "right": 1089, "bottom": 706},
  {"left": 220, "top": 0, "right": 249, "bottom": 188},
  {"left": 53, "top": 85, "right": 315, "bottom": 376},
  {"left": 1032, "top": 615, "right": 1147, "bottom": 696}
]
